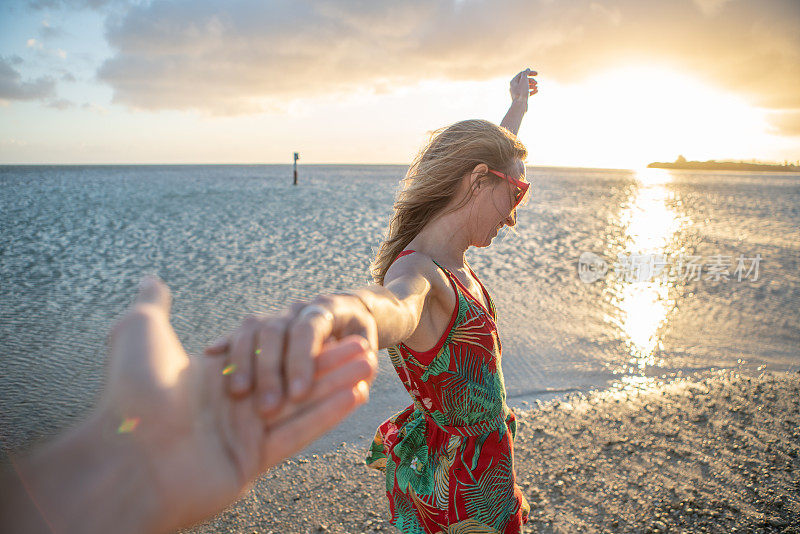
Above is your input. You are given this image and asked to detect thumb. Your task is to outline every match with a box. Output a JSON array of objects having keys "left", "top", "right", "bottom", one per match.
[{"left": 136, "top": 275, "right": 171, "bottom": 315}]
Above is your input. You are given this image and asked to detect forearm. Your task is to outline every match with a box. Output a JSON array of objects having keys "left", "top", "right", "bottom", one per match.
[
  {"left": 338, "top": 285, "right": 418, "bottom": 350},
  {"left": 0, "top": 412, "right": 160, "bottom": 534},
  {"left": 500, "top": 99, "right": 528, "bottom": 136}
]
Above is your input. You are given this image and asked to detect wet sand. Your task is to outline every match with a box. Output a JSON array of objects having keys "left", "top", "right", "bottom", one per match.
[{"left": 185, "top": 369, "right": 800, "bottom": 533}]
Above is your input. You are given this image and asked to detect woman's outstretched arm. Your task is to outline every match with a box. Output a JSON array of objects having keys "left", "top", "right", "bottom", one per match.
[
  {"left": 205, "top": 252, "right": 440, "bottom": 412},
  {"left": 500, "top": 68, "right": 538, "bottom": 135},
  {"left": 341, "top": 252, "right": 439, "bottom": 350}
]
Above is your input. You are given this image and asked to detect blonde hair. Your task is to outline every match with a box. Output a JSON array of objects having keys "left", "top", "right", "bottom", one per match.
[{"left": 370, "top": 119, "right": 527, "bottom": 285}]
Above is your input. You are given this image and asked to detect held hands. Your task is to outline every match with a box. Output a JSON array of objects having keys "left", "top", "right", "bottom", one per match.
[
  {"left": 205, "top": 294, "right": 378, "bottom": 416},
  {"left": 103, "top": 278, "right": 376, "bottom": 533},
  {"left": 510, "top": 68, "right": 538, "bottom": 105}
]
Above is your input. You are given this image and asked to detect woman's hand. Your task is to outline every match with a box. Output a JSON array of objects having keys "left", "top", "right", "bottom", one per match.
[
  {"left": 205, "top": 293, "right": 378, "bottom": 416},
  {"left": 509, "top": 68, "right": 538, "bottom": 103},
  {"left": 501, "top": 67, "right": 538, "bottom": 134}
]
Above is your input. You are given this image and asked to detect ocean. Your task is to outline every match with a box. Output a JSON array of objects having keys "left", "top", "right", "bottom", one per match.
[{"left": 1, "top": 164, "right": 798, "bottom": 454}]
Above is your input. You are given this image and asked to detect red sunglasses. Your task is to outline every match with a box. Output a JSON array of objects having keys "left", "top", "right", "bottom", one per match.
[{"left": 488, "top": 168, "right": 531, "bottom": 210}]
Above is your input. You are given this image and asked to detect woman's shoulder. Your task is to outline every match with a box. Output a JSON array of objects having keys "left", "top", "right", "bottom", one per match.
[{"left": 385, "top": 250, "right": 452, "bottom": 299}]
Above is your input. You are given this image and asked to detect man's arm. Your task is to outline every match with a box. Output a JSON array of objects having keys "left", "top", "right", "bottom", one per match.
[
  {"left": 500, "top": 68, "right": 538, "bottom": 135},
  {"left": 0, "top": 277, "right": 376, "bottom": 534},
  {"left": 0, "top": 414, "right": 159, "bottom": 534}
]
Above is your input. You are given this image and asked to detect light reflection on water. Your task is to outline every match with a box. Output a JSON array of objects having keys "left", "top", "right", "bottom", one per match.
[{"left": 606, "top": 168, "right": 686, "bottom": 374}]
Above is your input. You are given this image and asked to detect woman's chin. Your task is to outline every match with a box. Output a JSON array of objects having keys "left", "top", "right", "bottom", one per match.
[{"left": 480, "top": 229, "right": 500, "bottom": 247}]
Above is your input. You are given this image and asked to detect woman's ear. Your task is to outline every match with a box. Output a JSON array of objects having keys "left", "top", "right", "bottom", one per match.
[{"left": 470, "top": 163, "right": 489, "bottom": 191}]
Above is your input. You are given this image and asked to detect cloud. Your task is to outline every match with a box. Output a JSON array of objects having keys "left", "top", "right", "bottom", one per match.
[
  {"left": 767, "top": 109, "right": 800, "bottom": 137},
  {"left": 95, "top": 0, "right": 800, "bottom": 116},
  {"left": 80, "top": 101, "right": 108, "bottom": 114},
  {"left": 28, "top": 0, "right": 123, "bottom": 9},
  {"left": 0, "top": 56, "right": 56, "bottom": 101},
  {"left": 46, "top": 98, "right": 74, "bottom": 109},
  {"left": 40, "top": 21, "right": 66, "bottom": 39},
  {"left": 692, "top": 0, "right": 733, "bottom": 17}
]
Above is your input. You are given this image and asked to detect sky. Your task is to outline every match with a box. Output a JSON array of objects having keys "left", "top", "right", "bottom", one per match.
[{"left": 0, "top": 0, "right": 798, "bottom": 168}]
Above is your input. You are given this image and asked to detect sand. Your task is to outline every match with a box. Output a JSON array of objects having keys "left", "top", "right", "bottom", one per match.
[{"left": 184, "top": 369, "right": 800, "bottom": 533}]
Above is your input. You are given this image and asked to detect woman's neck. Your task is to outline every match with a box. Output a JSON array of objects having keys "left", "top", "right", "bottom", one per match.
[{"left": 408, "top": 210, "right": 471, "bottom": 269}]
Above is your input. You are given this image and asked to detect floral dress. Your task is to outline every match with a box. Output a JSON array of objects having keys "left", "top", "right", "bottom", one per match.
[{"left": 366, "top": 250, "right": 529, "bottom": 534}]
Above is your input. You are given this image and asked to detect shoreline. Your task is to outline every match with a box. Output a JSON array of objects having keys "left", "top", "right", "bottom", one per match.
[{"left": 184, "top": 368, "right": 800, "bottom": 533}]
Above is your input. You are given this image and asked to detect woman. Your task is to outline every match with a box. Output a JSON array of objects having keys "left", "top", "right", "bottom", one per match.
[{"left": 207, "top": 68, "right": 537, "bottom": 533}]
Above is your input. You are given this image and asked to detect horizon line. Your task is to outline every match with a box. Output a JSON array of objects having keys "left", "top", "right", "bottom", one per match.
[{"left": 0, "top": 162, "right": 642, "bottom": 171}]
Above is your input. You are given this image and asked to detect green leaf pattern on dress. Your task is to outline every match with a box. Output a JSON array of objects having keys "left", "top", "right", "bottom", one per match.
[{"left": 394, "top": 414, "right": 435, "bottom": 496}]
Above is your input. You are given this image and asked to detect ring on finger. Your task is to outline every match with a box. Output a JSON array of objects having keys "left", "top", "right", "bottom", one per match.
[{"left": 297, "top": 304, "right": 334, "bottom": 323}]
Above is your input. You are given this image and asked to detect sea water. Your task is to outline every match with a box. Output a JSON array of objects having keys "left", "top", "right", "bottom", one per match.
[{"left": 1, "top": 164, "right": 798, "bottom": 453}]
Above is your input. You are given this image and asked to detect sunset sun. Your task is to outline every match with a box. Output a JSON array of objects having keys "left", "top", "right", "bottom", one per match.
[{"left": 525, "top": 64, "right": 772, "bottom": 169}]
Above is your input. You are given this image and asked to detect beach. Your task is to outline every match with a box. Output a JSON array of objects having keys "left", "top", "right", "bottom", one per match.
[{"left": 184, "top": 369, "right": 799, "bottom": 533}]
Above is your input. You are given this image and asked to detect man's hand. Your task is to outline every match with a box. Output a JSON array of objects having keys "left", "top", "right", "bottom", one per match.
[
  {"left": 3, "top": 276, "right": 377, "bottom": 534},
  {"left": 106, "top": 276, "right": 377, "bottom": 532}
]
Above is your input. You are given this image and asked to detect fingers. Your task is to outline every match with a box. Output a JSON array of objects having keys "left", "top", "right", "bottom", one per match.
[
  {"left": 226, "top": 316, "right": 261, "bottom": 396},
  {"left": 259, "top": 335, "right": 376, "bottom": 467},
  {"left": 315, "top": 335, "right": 371, "bottom": 375},
  {"left": 204, "top": 336, "right": 229, "bottom": 355},
  {"left": 511, "top": 68, "right": 538, "bottom": 100},
  {"left": 259, "top": 382, "right": 370, "bottom": 471},
  {"left": 261, "top": 339, "right": 375, "bottom": 426},
  {"left": 135, "top": 275, "right": 171, "bottom": 315},
  {"left": 208, "top": 295, "right": 376, "bottom": 412},
  {"left": 527, "top": 69, "right": 538, "bottom": 96},
  {"left": 254, "top": 318, "right": 289, "bottom": 415},
  {"left": 283, "top": 306, "right": 333, "bottom": 400},
  {"left": 204, "top": 301, "right": 306, "bottom": 356}
]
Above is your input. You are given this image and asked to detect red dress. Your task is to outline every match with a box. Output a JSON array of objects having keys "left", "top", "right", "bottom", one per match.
[{"left": 366, "top": 250, "right": 529, "bottom": 533}]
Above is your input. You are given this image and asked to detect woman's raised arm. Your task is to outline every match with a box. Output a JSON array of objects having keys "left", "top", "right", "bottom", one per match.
[{"left": 500, "top": 68, "right": 538, "bottom": 135}]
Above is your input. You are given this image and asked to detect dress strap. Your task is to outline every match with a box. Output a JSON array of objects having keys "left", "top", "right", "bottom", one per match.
[
  {"left": 388, "top": 249, "right": 416, "bottom": 269},
  {"left": 392, "top": 251, "right": 492, "bottom": 318}
]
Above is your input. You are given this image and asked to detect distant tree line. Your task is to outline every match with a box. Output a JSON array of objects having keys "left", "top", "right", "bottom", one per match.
[{"left": 648, "top": 155, "right": 800, "bottom": 172}]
